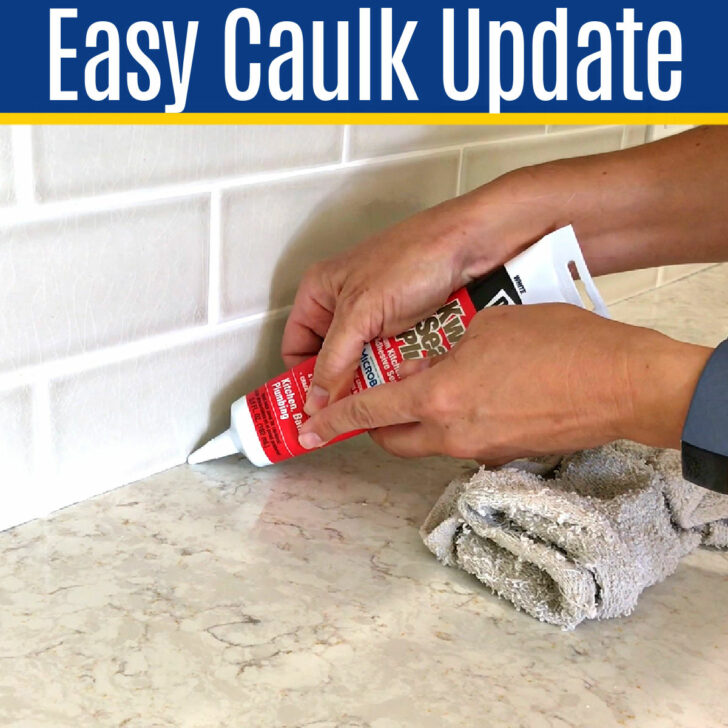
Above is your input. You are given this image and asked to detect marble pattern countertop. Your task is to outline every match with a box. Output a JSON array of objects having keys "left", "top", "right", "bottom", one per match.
[{"left": 3, "top": 266, "right": 728, "bottom": 727}]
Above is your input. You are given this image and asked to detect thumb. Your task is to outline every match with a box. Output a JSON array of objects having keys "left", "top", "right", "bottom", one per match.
[
  {"left": 305, "top": 301, "right": 379, "bottom": 415},
  {"left": 299, "top": 376, "right": 421, "bottom": 449}
]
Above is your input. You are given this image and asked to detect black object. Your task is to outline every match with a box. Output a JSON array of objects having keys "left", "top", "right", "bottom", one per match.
[
  {"left": 682, "top": 338, "right": 728, "bottom": 494},
  {"left": 466, "top": 265, "right": 523, "bottom": 309}
]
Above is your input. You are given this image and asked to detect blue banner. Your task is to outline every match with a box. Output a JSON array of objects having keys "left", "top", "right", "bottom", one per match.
[{"left": 0, "top": 1, "right": 722, "bottom": 115}]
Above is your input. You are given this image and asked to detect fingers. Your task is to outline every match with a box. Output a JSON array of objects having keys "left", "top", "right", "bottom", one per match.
[
  {"left": 369, "top": 422, "right": 443, "bottom": 458},
  {"left": 298, "top": 376, "right": 421, "bottom": 449},
  {"left": 281, "top": 270, "right": 336, "bottom": 368},
  {"left": 397, "top": 357, "right": 432, "bottom": 380},
  {"left": 397, "top": 352, "right": 448, "bottom": 380},
  {"left": 305, "top": 302, "right": 380, "bottom": 414},
  {"left": 281, "top": 302, "right": 331, "bottom": 369}
]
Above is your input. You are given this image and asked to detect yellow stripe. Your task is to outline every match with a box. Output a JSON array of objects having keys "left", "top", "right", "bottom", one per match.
[{"left": 0, "top": 112, "right": 725, "bottom": 125}]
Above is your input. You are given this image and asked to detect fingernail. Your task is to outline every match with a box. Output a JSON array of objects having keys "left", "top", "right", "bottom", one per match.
[
  {"left": 304, "top": 385, "right": 329, "bottom": 415},
  {"left": 299, "top": 432, "right": 324, "bottom": 450}
]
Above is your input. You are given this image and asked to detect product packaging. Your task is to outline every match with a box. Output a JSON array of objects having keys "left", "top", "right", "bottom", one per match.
[{"left": 188, "top": 225, "right": 608, "bottom": 467}]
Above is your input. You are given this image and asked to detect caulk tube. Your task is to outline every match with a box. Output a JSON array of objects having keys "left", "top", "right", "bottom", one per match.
[
  {"left": 493, "top": 224, "right": 609, "bottom": 316},
  {"left": 187, "top": 225, "right": 607, "bottom": 467}
]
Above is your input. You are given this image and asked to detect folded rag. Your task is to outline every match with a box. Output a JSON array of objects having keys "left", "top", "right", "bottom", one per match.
[{"left": 421, "top": 441, "right": 728, "bottom": 629}]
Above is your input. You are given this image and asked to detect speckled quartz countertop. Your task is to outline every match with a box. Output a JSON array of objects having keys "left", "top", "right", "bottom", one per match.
[{"left": 3, "top": 266, "right": 728, "bottom": 728}]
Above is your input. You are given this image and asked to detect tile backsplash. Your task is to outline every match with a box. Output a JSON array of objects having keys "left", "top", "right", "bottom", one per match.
[
  {"left": 0, "top": 386, "right": 34, "bottom": 526},
  {"left": 1, "top": 198, "right": 210, "bottom": 372},
  {"left": 0, "top": 127, "right": 13, "bottom": 205},
  {"left": 220, "top": 152, "right": 459, "bottom": 319},
  {"left": 347, "top": 124, "right": 545, "bottom": 159},
  {"left": 0, "top": 123, "right": 704, "bottom": 530},
  {"left": 32, "top": 126, "right": 345, "bottom": 200},
  {"left": 461, "top": 126, "right": 629, "bottom": 193}
]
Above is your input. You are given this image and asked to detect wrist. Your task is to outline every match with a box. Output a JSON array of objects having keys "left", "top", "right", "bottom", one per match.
[
  {"left": 620, "top": 328, "right": 712, "bottom": 449},
  {"left": 459, "top": 148, "right": 664, "bottom": 281},
  {"left": 456, "top": 163, "right": 583, "bottom": 280}
]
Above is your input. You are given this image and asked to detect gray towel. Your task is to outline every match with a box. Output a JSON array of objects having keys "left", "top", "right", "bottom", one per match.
[
  {"left": 651, "top": 447, "right": 728, "bottom": 547},
  {"left": 421, "top": 441, "right": 728, "bottom": 629}
]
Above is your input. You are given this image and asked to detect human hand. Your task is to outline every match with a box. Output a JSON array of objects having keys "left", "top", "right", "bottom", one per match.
[
  {"left": 284, "top": 126, "right": 728, "bottom": 423},
  {"left": 281, "top": 173, "right": 568, "bottom": 415},
  {"left": 297, "top": 304, "right": 711, "bottom": 463}
]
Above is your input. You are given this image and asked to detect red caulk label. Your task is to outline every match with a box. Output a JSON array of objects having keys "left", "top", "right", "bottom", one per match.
[
  {"left": 207, "top": 227, "right": 604, "bottom": 468},
  {"left": 245, "top": 288, "right": 478, "bottom": 464}
]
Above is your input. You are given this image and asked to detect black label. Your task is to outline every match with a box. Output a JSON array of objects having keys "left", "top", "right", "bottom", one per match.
[{"left": 466, "top": 266, "right": 523, "bottom": 311}]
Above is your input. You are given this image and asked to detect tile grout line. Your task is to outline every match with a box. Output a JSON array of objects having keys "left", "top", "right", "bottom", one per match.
[
  {"left": 0, "top": 126, "right": 630, "bottom": 392},
  {"left": 0, "top": 305, "right": 293, "bottom": 391},
  {"left": 455, "top": 147, "right": 464, "bottom": 196},
  {"left": 207, "top": 190, "right": 222, "bottom": 325},
  {"left": 10, "top": 126, "right": 36, "bottom": 205},
  {"left": 608, "top": 264, "right": 721, "bottom": 306},
  {"left": 31, "top": 380, "right": 55, "bottom": 517},
  {"left": 0, "top": 160, "right": 346, "bottom": 225},
  {"left": 619, "top": 125, "right": 631, "bottom": 150},
  {"left": 0, "top": 127, "right": 600, "bottom": 226},
  {"left": 341, "top": 125, "right": 351, "bottom": 163},
  {"left": 657, "top": 263, "right": 718, "bottom": 288}
]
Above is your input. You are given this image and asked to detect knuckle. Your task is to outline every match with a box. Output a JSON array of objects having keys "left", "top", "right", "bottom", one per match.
[
  {"left": 340, "top": 282, "right": 370, "bottom": 308},
  {"left": 312, "top": 355, "right": 337, "bottom": 384},
  {"left": 424, "top": 386, "right": 456, "bottom": 420},
  {"left": 340, "top": 288, "right": 384, "bottom": 333},
  {"left": 348, "top": 397, "right": 377, "bottom": 431},
  {"left": 307, "top": 413, "right": 331, "bottom": 440},
  {"left": 314, "top": 350, "right": 354, "bottom": 388},
  {"left": 319, "top": 411, "right": 348, "bottom": 442}
]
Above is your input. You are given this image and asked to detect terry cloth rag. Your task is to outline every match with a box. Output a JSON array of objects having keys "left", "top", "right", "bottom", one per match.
[{"left": 420, "top": 441, "right": 728, "bottom": 629}]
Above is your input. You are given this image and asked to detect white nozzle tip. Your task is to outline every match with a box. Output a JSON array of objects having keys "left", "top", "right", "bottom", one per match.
[
  {"left": 187, "top": 430, "right": 239, "bottom": 465},
  {"left": 186, "top": 449, "right": 207, "bottom": 465}
]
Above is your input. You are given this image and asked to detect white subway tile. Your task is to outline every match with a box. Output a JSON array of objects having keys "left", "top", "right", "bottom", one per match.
[
  {"left": 0, "top": 386, "right": 36, "bottom": 530},
  {"left": 48, "top": 314, "right": 286, "bottom": 509},
  {"left": 0, "top": 127, "right": 13, "bottom": 206},
  {"left": 546, "top": 125, "right": 591, "bottom": 132},
  {"left": 660, "top": 263, "right": 713, "bottom": 285},
  {"left": 33, "top": 126, "right": 344, "bottom": 201},
  {"left": 622, "top": 126, "right": 648, "bottom": 148},
  {"left": 595, "top": 268, "right": 659, "bottom": 305},
  {"left": 461, "top": 127, "right": 624, "bottom": 193},
  {"left": 0, "top": 197, "right": 209, "bottom": 373},
  {"left": 219, "top": 153, "right": 460, "bottom": 320},
  {"left": 348, "top": 125, "right": 544, "bottom": 159},
  {"left": 548, "top": 125, "right": 646, "bottom": 148},
  {"left": 0, "top": 386, "right": 33, "bottom": 482},
  {"left": 648, "top": 125, "right": 694, "bottom": 142}
]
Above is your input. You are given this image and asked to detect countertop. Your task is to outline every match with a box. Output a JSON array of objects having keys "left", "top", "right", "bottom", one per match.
[{"left": 3, "top": 266, "right": 728, "bottom": 728}]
